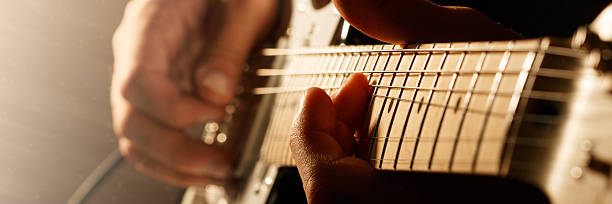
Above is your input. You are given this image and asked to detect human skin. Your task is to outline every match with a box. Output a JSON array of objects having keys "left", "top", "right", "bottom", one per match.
[
  {"left": 110, "top": 0, "right": 515, "bottom": 187},
  {"left": 111, "top": 0, "right": 277, "bottom": 186}
]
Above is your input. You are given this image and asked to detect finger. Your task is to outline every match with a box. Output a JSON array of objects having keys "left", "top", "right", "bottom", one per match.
[
  {"left": 331, "top": 74, "right": 370, "bottom": 155},
  {"left": 290, "top": 88, "right": 345, "bottom": 166},
  {"left": 332, "top": 0, "right": 519, "bottom": 44},
  {"left": 117, "top": 69, "right": 226, "bottom": 128},
  {"left": 113, "top": 1, "right": 225, "bottom": 128},
  {"left": 113, "top": 100, "right": 232, "bottom": 180},
  {"left": 119, "top": 138, "right": 227, "bottom": 187},
  {"left": 194, "top": 0, "right": 278, "bottom": 105}
]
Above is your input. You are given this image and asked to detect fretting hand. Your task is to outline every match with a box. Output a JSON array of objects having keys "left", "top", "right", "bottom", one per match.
[{"left": 291, "top": 0, "right": 520, "bottom": 202}]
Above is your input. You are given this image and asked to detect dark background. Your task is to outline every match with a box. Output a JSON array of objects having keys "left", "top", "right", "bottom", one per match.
[{"left": 0, "top": 1, "right": 183, "bottom": 203}]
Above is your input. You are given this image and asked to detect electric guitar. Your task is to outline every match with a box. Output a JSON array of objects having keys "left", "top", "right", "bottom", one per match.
[{"left": 182, "top": 1, "right": 612, "bottom": 203}]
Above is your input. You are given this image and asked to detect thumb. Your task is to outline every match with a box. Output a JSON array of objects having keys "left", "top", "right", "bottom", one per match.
[
  {"left": 290, "top": 87, "right": 344, "bottom": 165},
  {"left": 332, "top": 0, "right": 519, "bottom": 44},
  {"left": 289, "top": 74, "right": 379, "bottom": 203},
  {"left": 289, "top": 73, "right": 370, "bottom": 170}
]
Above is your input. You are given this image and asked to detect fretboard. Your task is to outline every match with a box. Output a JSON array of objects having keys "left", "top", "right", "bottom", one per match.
[{"left": 256, "top": 39, "right": 555, "bottom": 176}]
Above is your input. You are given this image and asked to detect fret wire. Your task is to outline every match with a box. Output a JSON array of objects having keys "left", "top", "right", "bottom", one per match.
[
  {"left": 263, "top": 55, "right": 297, "bottom": 162},
  {"left": 339, "top": 47, "right": 361, "bottom": 86},
  {"left": 500, "top": 47, "right": 542, "bottom": 175},
  {"left": 398, "top": 43, "right": 437, "bottom": 169},
  {"left": 273, "top": 57, "right": 293, "bottom": 163},
  {"left": 354, "top": 45, "right": 376, "bottom": 159},
  {"left": 264, "top": 133, "right": 557, "bottom": 149},
  {"left": 262, "top": 46, "right": 540, "bottom": 56},
  {"left": 428, "top": 44, "right": 467, "bottom": 170},
  {"left": 262, "top": 54, "right": 293, "bottom": 162},
  {"left": 371, "top": 94, "right": 510, "bottom": 117},
  {"left": 375, "top": 45, "right": 408, "bottom": 168},
  {"left": 345, "top": 46, "right": 370, "bottom": 84},
  {"left": 366, "top": 45, "right": 395, "bottom": 162},
  {"left": 384, "top": 48, "right": 419, "bottom": 170},
  {"left": 337, "top": 48, "right": 358, "bottom": 86},
  {"left": 327, "top": 52, "right": 346, "bottom": 94},
  {"left": 279, "top": 54, "right": 321, "bottom": 163},
  {"left": 471, "top": 41, "right": 514, "bottom": 172},
  {"left": 254, "top": 85, "right": 518, "bottom": 97},
  {"left": 409, "top": 44, "right": 449, "bottom": 170},
  {"left": 268, "top": 54, "right": 322, "bottom": 162},
  {"left": 283, "top": 55, "right": 320, "bottom": 164},
  {"left": 369, "top": 135, "right": 557, "bottom": 144},
  {"left": 254, "top": 85, "right": 571, "bottom": 103},
  {"left": 391, "top": 44, "right": 429, "bottom": 170},
  {"left": 373, "top": 159, "right": 496, "bottom": 164},
  {"left": 275, "top": 55, "right": 299, "bottom": 163},
  {"left": 256, "top": 69, "right": 528, "bottom": 76},
  {"left": 373, "top": 160, "right": 542, "bottom": 173},
  {"left": 291, "top": 53, "right": 330, "bottom": 163},
  {"left": 284, "top": 54, "right": 314, "bottom": 163},
  {"left": 338, "top": 50, "right": 356, "bottom": 87},
  {"left": 319, "top": 52, "right": 339, "bottom": 94},
  {"left": 256, "top": 68, "right": 581, "bottom": 81},
  {"left": 448, "top": 42, "right": 491, "bottom": 170}
]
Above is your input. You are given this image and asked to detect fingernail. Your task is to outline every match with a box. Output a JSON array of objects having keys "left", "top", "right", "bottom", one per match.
[{"left": 200, "top": 70, "right": 233, "bottom": 99}]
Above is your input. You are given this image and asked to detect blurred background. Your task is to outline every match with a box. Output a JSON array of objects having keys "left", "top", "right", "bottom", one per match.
[{"left": 0, "top": 1, "right": 184, "bottom": 203}]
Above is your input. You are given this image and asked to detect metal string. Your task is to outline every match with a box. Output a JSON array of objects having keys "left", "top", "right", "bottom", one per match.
[
  {"left": 259, "top": 42, "right": 580, "bottom": 171},
  {"left": 471, "top": 41, "right": 514, "bottom": 172},
  {"left": 366, "top": 45, "right": 394, "bottom": 162},
  {"left": 408, "top": 44, "right": 449, "bottom": 170},
  {"left": 372, "top": 45, "right": 409, "bottom": 169},
  {"left": 428, "top": 43, "right": 468, "bottom": 170},
  {"left": 262, "top": 47, "right": 540, "bottom": 56},
  {"left": 448, "top": 42, "right": 491, "bottom": 171}
]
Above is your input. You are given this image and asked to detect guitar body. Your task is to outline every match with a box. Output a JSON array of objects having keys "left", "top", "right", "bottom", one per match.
[{"left": 182, "top": 1, "right": 612, "bottom": 203}]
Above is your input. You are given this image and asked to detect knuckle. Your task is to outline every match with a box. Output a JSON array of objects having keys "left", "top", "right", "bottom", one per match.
[
  {"left": 118, "top": 72, "right": 142, "bottom": 100},
  {"left": 118, "top": 139, "right": 136, "bottom": 159},
  {"left": 113, "top": 119, "right": 129, "bottom": 138},
  {"left": 118, "top": 71, "right": 156, "bottom": 109}
]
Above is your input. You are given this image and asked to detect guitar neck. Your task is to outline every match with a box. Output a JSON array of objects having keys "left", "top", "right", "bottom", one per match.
[{"left": 256, "top": 38, "right": 577, "bottom": 176}]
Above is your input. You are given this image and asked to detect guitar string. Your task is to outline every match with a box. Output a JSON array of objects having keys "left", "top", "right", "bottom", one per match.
[
  {"left": 389, "top": 44, "right": 429, "bottom": 170},
  {"left": 366, "top": 45, "right": 393, "bottom": 162},
  {"left": 371, "top": 45, "right": 408, "bottom": 169},
  {"left": 383, "top": 45, "right": 418, "bottom": 170},
  {"left": 448, "top": 41, "right": 490, "bottom": 171},
  {"left": 428, "top": 43, "right": 468, "bottom": 170},
  {"left": 409, "top": 44, "right": 448, "bottom": 170},
  {"left": 499, "top": 45, "right": 545, "bottom": 174},
  {"left": 258, "top": 44, "right": 560, "bottom": 167},
  {"left": 252, "top": 86, "right": 573, "bottom": 103},
  {"left": 254, "top": 68, "right": 580, "bottom": 79},
  {"left": 262, "top": 43, "right": 572, "bottom": 171},
  {"left": 471, "top": 41, "right": 514, "bottom": 172},
  {"left": 261, "top": 44, "right": 587, "bottom": 57},
  {"left": 262, "top": 47, "right": 540, "bottom": 55},
  {"left": 262, "top": 135, "right": 559, "bottom": 148}
]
